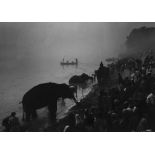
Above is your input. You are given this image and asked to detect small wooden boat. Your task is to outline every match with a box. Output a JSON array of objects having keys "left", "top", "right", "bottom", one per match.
[{"left": 60, "top": 58, "right": 78, "bottom": 66}]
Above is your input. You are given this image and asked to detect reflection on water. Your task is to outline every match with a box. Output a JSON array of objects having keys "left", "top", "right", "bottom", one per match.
[{"left": 61, "top": 64, "right": 78, "bottom": 70}]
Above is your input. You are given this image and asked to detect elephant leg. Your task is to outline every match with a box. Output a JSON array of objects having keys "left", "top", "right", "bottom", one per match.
[
  {"left": 32, "top": 110, "right": 38, "bottom": 119},
  {"left": 75, "top": 92, "right": 78, "bottom": 102},
  {"left": 22, "top": 111, "right": 25, "bottom": 121},
  {"left": 25, "top": 112, "right": 31, "bottom": 122},
  {"left": 75, "top": 88, "right": 78, "bottom": 99},
  {"left": 61, "top": 98, "right": 65, "bottom": 107},
  {"left": 82, "top": 88, "right": 84, "bottom": 98},
  {"left": 48, "top": 104, "right": 57, "bottom": 123}
]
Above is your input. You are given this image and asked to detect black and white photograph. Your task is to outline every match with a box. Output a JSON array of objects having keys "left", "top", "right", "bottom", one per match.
[
  {"left": 1, "top": 1, "right": 155, "bottom": 155},
  {"left": 0, "top": 22, "right": 155, "bottom": 132}
]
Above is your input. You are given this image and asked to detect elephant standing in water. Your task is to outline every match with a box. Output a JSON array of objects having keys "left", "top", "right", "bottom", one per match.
[{"left": 21, "top": 82, "right": 77, "bottom": 121}]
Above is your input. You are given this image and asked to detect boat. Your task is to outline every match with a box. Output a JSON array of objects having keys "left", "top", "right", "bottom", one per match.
[{"left": 60, "top": 58, "right": 78, "bottom": 66}]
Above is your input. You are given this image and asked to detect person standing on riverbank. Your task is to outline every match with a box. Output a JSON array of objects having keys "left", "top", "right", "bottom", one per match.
[{"left": 2, "top": 112, "right": 20, "bottom": 132}]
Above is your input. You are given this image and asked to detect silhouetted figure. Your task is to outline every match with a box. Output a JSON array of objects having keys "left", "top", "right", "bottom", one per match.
[
  {"left": 2, "top": 112, "right": 20, "bottom": 132},
  {"left": 95, "top": 61, "right": 110, "bottom": 85},
  {"left": 99, "top": 61, "right": 104, "bottom": 69},
  {"left": 9, "top": 112, "right": 20, "bottom": 131},
  {"left": 2, "top": 116, "right": 10, "bottom": 131},
  {"left": 75, "top": 58, "right": 78, "bottom": 64},
  {"left": 118, "top": 73, "right": 123, "bottom": 86}
]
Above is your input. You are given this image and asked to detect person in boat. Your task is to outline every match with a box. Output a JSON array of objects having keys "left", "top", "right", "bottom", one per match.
[{"left": 75, "top": 58, "right": 78, "bottom": 64}]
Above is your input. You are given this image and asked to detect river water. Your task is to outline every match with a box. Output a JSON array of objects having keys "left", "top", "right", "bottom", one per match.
[{"left": 0, "top": 61, "right": 98, "bottom": 131}]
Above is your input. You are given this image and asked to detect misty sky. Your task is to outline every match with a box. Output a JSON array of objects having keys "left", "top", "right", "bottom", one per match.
[{"left": 0, "top": 22, "right": 155, "bottom": 72}]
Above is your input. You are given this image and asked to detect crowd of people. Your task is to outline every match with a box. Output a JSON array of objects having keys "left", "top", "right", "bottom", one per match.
[{"left": 62, "top": 53, "right": 155, "bottom": 132}]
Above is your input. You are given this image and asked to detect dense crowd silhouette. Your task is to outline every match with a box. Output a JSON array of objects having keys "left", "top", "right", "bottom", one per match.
[{"left": 61, "top": 51, "right": 155, "bottom": 132}]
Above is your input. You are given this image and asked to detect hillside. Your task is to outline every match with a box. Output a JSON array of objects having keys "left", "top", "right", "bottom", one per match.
[{"left": 124, "top": 26, "right": 155, "bottom": 57}]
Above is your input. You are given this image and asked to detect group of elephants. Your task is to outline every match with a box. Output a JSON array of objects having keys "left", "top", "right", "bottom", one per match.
[{"left": 20, "top": 73, "right": 94, "bottom": 122}]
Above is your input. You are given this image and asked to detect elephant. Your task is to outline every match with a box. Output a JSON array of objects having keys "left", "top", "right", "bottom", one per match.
[{"left": 20, "top": 82, "right": 77, "bottom": 121}]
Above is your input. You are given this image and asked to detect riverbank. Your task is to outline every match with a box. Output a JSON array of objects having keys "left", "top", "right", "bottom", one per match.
[
  {"left": 55, "top": 72, "right": 118, "bottom": 132},
  {"left": 0, "top": 63, "right": 118, "bottom": 132},
  {"left": 55, "top": 84, "right": 100, "bottom": 131}
]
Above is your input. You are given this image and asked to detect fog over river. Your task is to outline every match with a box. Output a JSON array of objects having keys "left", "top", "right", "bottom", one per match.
[{"left": 1, "top": 22, "right": 155, "bottom": 130}]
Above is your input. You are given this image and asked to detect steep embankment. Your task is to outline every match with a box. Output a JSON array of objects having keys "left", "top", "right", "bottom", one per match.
[{"left": 56, "top": 72, "right": 118, "bottom": 131}]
